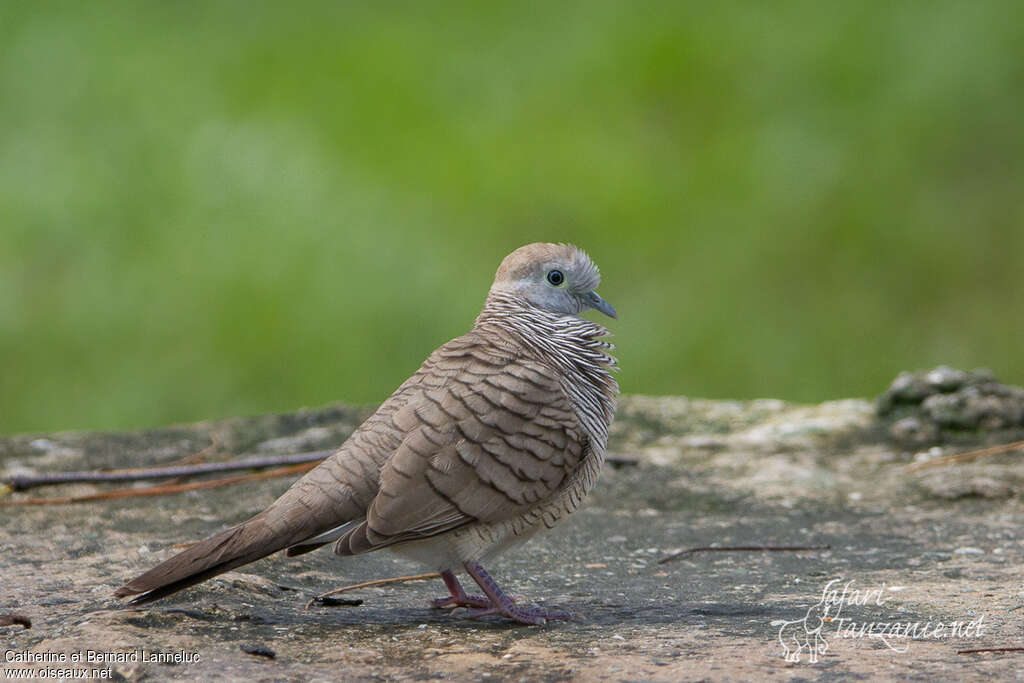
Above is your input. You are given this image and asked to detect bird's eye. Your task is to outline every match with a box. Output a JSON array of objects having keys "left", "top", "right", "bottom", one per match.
[{"left": 546, "top": 269, "right": 565, "bottom": 286}]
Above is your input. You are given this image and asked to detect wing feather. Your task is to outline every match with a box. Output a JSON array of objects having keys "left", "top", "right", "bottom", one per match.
[{"left": 335, "top": 345, "right": 584, "bottom": 556}]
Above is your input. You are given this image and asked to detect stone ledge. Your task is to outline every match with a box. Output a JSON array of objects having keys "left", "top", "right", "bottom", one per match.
[{"left": 2, "top": 372, "right": 1022, "bottom": 680}]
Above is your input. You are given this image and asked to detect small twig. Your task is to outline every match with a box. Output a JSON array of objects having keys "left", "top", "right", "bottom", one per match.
[
  {"left": 658, "top": 544, "right": 831, "bottom": 565},
  {"left": 3, "top": 451, "right": 331, "bottom": 491},
  {"left": 165, "top": 434, "right": 222, "bottom": 468},
  {"left": 0, "top": 462, "right": 318, "bottom": 506},
  {"left": 306, "top": 572, "right": 441, "bottom": 609},
  {"left": 161, "top": 435, "right": 222, "bottom": 484},
  {"left": 957, "top": 647, "right": 1024, "bottom": 655},
  {"left": 3, "top": 449, "right": 636, "bottom": 492},
  {"left": 0, "top": 614, "right": 31, "bottom": 629},
  {"left": 904, "top": 440, "right": 1024, "bottom": 472}
]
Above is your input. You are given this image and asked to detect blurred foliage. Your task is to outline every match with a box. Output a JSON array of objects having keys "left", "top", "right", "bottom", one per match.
[{"left": 1, "top": 2, "right": 1022, "bottom": 434}]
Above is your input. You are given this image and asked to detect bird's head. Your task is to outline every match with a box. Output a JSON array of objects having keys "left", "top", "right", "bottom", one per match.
[{"left": 489, "top": 243, "right": 617, "bottom": 319}]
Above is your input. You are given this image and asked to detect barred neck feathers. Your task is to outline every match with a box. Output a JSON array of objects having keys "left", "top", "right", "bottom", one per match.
[{"left": 474, "top": 292, "right": 619, "bottom": 448}]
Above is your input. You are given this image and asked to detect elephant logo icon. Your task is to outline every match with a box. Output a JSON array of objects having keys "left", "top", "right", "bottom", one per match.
[{"left": 777, "top": 585, "right": 837, "bottom": 663}]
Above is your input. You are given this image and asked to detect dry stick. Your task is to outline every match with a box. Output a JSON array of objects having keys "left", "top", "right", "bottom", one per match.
[
  {"left": 904, "top": 439, "right": 1024, "bottom": 472},
  {"left": 3, "top": 451, "right": 333, "bottom": 491},
  {"left": 160, "top": 438, "right": 217, "bottom": 488},
  {"left": 658, "top": 544, "right": 831, "bottom": 565},
  {"left": 160, "top": 435, "right": 223, "bottom": 484},
  {"left": 306, "top": 573, "right": 441, "bottom": 609},
  {"left": 957, "top": 647, "right": 1024, "bottom": 655},
  {"left": 0, "top": 462, "right": 318, "bottom": 507},
  {"left": 4, "top": 451, "right": 638, "bottom": 492}
]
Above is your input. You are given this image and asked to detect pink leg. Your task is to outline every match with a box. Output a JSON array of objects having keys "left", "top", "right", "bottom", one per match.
[
  {"left": 431, "top": 569, "right": 492, "bottom": 609},
  {"left": 462, "top": 562, "right": 571, "bottom": 626}
]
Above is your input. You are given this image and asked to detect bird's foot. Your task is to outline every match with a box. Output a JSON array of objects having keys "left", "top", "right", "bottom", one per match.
[
  {"left": 432, "top": 569, "right": 499, "bottom": 610},
  {"left": 433, "top": 592, "right": 524, "bottom": 610},
  {"left": 431, "top": 593, "right": 492, "bottom": 610},
  {"left": 461, "top": 561, "right": 572, "bottom": 625}
]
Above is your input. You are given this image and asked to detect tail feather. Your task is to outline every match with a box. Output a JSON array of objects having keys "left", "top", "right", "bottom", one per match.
[
  {"left": 114, "top": 509, "right": 307, "bottom": 605},
  {"left": 284, "top": 520, "right": 356, "bottom": 557},
  {"left": 284, "top": 541, "right": 330, "bottom": 558},
  {"left": 115, "top": 438, "right": 384, "bottom": 605},
  {"left": 115, "top": 482, "right": 358, "bottom": 604}
]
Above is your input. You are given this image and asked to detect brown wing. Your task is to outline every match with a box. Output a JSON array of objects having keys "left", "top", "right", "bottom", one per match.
[{"left": 335, "top": 338, "right": 585, "bottom": 555}]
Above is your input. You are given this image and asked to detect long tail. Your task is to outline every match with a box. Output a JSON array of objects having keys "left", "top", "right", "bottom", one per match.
[{"left": 114, "top": 470, "right": 363, "bottom": 605}]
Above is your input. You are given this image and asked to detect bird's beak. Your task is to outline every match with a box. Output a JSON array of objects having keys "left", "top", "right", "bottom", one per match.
[{"left": 587, "top": 291, "right": 617, "bottom": 319}]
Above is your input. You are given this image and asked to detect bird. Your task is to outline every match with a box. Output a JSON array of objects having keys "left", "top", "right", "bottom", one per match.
[{"left": 115, "top": 242, "right": 619, "bottom": 625}]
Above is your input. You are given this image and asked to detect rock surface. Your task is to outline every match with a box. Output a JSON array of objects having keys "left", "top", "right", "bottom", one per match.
[{"left": 2, "top": 371, "right": 1023, "bottom": 681}]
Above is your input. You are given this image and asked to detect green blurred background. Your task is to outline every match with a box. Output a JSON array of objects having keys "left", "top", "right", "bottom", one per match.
[{"left": 2, "top": 2, "right": 1022, "bottom": 435}]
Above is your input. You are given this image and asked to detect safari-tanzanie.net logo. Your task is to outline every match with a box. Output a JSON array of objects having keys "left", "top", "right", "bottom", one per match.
[{"left": 772, "top": 578, "right": 986, "bottom": 663}]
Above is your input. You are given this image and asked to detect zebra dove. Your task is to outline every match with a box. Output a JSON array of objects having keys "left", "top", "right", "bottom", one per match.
[{"left": 115, "top": 242, "right": 619, "bottom": 625}]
